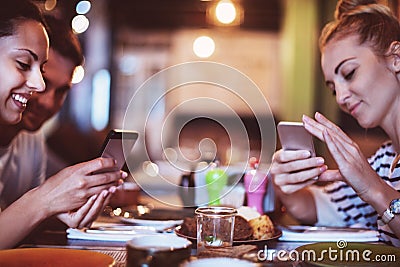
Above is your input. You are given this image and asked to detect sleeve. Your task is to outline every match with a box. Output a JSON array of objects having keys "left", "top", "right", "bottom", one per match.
[
  {"left": 0, "top": 148, "right": 11, "bottom": 211},
  {"left": 308, "top": 185, "right": 347, "bottom": 227},
  {"left": 31, "top": 131, "right": 46, "bottom": 187}
]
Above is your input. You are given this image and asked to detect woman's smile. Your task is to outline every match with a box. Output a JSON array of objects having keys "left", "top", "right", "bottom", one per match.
[{"left": 11, "top": 93, "right": 30, "bottom": 110}]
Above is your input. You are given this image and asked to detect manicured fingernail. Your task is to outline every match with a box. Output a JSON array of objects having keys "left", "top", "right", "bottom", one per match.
[
  {"left": 320, "top": 165, "right": 327, "bottom": 172},
  {"left": 302, "top": 151, "right": 311, "bottom": 158},
  {"left": 109, "top": 186, "right": 117, "bottom": 193},
  {"left": 121, "top": 171, "right": 128, "bottom": 178},
  {"left": 102, "top": 190, "right": 109, "bottom": 198},
  {"left": 317, "top": 157, "right": 325, "bottom": 164}
]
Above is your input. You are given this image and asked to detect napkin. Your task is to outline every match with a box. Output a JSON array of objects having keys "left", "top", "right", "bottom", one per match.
[
  {"left": 279, "top": 226, "right": 380, "bottom": 242},
  {"left": 67, "top": 225, "right": 158, "bottom": 242}
]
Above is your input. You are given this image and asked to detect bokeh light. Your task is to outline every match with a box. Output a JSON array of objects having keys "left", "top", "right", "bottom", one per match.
[
  {"left": 76, "top": 1, "right": 91, "bottom": 14},
  {"left": 193, "top": 36, "right": 215, "bottom": 58},
  {"left": 71, "top": 65, "right": 85, "bottom": 84},
  {"left": 71, "top": 15, "right": 90, "bottom": 34}
]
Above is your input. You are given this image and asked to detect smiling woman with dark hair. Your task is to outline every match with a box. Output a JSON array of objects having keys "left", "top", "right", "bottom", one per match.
[
  {"left": 0, "top": 0, "right": 48, "bottom": 125},
  {"left": 0, "top": 2, "right": 127, "bottom": 249}
]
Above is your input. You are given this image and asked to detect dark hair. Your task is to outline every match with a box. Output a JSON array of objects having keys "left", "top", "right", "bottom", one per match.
[
  {"left": 44, "top": 14, "right": 84, "bottom": 67},
  {"left": 319, "top": 0, "right": 400, "bottom": 56},
  {"left": 0, "top": 0, "right": 47, "bottom": 38}
]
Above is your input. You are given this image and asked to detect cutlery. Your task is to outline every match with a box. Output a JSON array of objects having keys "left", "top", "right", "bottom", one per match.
[
  {"left": 86, "top": 225, "right": 157, "bottom": 234},
  {"left": 86, "top": 224, "right": 178, "bottom": 234}
]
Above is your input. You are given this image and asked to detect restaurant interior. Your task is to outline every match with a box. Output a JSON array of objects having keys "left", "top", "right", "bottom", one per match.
[
  {"left": 5, "top": 0, "right": 400, "bottom": 265},
  {"left": 39, "top": 0, "right": 395, "bottom": 178}
]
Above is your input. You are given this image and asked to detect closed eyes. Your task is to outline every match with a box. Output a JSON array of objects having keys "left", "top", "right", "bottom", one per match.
[
  {"left": 17, "top": 60, "right": 30, "bottom": 71},
  {"left": 344, "top": 69, "right": 355, "bottom": 81}
]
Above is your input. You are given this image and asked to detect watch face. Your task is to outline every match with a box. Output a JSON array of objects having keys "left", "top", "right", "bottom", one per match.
[{"left": 390, "top": 198, "right": 400, "bottom": 214}]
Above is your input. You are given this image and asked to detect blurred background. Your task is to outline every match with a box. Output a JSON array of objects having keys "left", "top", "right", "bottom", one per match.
[{"left": 34, "top": 0, "right": 395, "bottom": 176}]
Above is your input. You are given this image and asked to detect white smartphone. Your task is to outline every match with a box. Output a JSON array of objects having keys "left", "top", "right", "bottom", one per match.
[
  {"left": 277, "top": 121, "right": 315, "bottom": 157},
  {"left": 93, "top": 129, "right": 138, "bottom": 174}
]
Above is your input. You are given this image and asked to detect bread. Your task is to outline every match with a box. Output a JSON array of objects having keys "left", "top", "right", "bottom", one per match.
[
  {"left": 248, "top": 214, "right": 275, "bottom": 239},
  {"left": 233, "top": 215, "right": 253, "bottom": 241}
]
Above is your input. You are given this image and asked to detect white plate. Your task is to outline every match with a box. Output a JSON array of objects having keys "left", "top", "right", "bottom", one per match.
[
  {"left": 119, "top": 217, "right": 183, "bottom": 231},
  {"left": 280, "top": 225, "right": 380, "bottom": 242},
  {"left": 67, "top": 227, "right": 158, "bottom": 241},
  {"left": 112, "top": 207, "right": 193, "bottom": 231}
]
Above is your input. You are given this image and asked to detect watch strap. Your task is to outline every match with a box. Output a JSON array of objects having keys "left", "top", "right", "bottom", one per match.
[{"left": 378, "top": 208, "right": 395, "bottom": 226}]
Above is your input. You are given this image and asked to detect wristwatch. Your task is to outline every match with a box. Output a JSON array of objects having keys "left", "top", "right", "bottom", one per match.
[{"left": 378, "top": 198, "right": 400, "bottom": 226}]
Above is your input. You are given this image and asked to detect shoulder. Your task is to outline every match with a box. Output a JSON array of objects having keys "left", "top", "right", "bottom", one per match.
[{"left": 369, "top": 141, "right": 395, "bottom": 164}]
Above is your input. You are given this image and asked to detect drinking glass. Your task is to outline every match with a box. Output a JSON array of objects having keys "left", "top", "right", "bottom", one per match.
[{"left": 195, "top": 206, "right": 237, "bottom": 254}]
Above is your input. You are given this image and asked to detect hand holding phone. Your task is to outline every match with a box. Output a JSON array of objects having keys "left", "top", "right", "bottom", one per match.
[
  {"left": 93, "top": 129, "right": 138, "bottom": 174},
  {"left": 277, "top": 121, "right": 318, "bottom": 180},
  {"left": 277, "top": 121, "right": 315, "bottom": 157}
]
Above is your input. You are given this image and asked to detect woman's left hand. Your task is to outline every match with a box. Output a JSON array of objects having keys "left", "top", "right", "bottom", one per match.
[
  {"left": 302, "top": 112, "right": 381, "bottom": 200},
  {"left": 56, "top": 190, "right": 112, "bottom": 228}
]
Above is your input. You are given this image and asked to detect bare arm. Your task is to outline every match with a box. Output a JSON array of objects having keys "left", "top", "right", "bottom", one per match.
[
  {"left": 0, "top": 187, "right": 49, "bottom": 249},
  {"left": 0, "top": 157, "right": 126, "bottom": 249}
]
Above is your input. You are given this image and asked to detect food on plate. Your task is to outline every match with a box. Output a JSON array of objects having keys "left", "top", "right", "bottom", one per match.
[
  {"left": 178, "top": 211, "right": 275, "bottom": 241},
  {"left": 233, "top": 215, "right": 253, "bottom": 241},
  {"left": 179, "top": 217, "right": 197, "bottom": 239},
  {"left": 249, "top": 214, "right": 275, "bottom": 239},
  {"left": 237, "top": 206, "right": 261, "bottom": 221}
]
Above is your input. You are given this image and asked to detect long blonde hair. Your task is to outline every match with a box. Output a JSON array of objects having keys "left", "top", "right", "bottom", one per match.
[{"left": 319, "top": 0, "right": 400, "bottom": 56}]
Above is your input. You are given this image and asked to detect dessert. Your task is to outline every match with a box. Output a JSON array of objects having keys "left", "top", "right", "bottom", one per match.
[
  {"left": 233, "top": 215, "right": 253, "bottom": 241},
  {"left": 249, "top": 214, "right": 275, "bottom": 239},
  {"left": 178, "top": 212, "right": 275, "bottom": 241}
]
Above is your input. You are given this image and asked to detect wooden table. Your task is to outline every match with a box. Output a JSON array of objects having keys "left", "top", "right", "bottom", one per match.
[{"left": 17, "top": 191, "right": 380, "bottom": 266}]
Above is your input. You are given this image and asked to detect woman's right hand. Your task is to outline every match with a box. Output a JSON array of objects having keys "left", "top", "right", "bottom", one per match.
[
  {"left": 270, "top": 149, "right": 327, "bottom": 194},
  {"left": 37, "top": 157, "right": 127, "bottom": 216}
]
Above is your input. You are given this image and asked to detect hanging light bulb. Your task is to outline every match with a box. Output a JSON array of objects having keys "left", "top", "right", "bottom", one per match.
[
  {"left": 207, "top": 0, "right": 243, "bottom": 26},
  {"left": 215, "top": 0, "right": 236, "bottom": 24}
]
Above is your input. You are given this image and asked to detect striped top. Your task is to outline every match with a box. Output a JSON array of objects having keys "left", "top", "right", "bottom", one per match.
[{"left": 322, "top": 141, "right": 400, "bottom": 246}]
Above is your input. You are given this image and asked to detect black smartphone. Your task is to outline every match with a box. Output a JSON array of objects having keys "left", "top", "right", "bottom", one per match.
[
  {"left": 93, "top": 129, "right": 138, "bottom": 174},
  {"left": 277, "top": 121, "right": 315, "bottom": 157}
]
